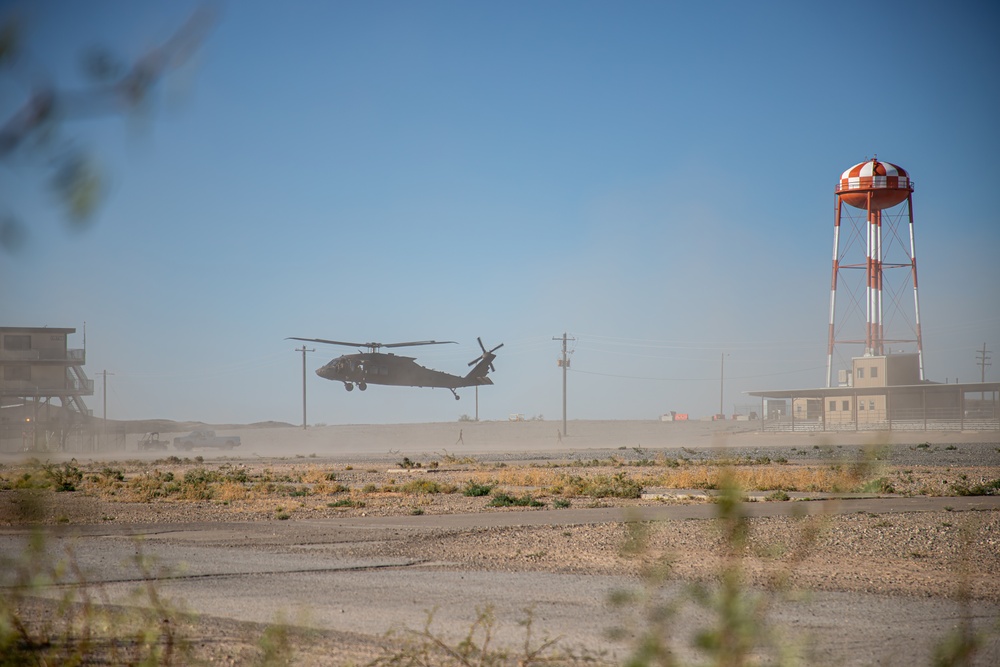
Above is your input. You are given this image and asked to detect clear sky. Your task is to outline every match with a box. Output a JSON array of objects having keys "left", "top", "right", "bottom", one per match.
[{"left": 2, "top": 0, "right": 998, "bottom": 425}]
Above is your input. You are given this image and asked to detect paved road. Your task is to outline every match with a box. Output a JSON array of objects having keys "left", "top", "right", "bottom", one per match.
[{"left": 4, "top": 496, "right": 999, "bottom": 665}]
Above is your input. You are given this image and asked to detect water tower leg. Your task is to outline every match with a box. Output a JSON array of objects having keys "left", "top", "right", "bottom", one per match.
[{"left": 827, "top": 198, "right": 843, "bottom": 388}]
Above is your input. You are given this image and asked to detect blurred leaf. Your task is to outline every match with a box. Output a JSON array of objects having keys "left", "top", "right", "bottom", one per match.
[
  {"left": 1, "top": 216, "right": 28, "bottom": 253},
  {"left": 0, "top": 18, "right": 18, "bottom": 66},
  {"left": 51, "top": 152, "right": 103, "bottom": 222},
  {"left": 82, "top": 47, "right": 124, "bottom": 82}
]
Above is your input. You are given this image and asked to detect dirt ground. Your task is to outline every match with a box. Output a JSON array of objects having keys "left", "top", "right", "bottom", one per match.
[{"left": 2, "top": 420, "right": 999, "bottom": 665}]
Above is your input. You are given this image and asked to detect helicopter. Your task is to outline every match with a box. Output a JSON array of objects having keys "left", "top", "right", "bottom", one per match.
[{"left": 287, "top": 336, "right": 503, "bottom": 400}]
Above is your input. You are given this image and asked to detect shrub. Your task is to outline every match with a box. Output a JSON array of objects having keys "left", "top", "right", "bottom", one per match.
[
  {"left": 556, "top": 472, "right": 643, "bottom": 499},
  {"left": 400, "top": 479, "right": 446, "bottom": 494},
  {"left": 463, "top": 481, "right": 495, "bottom": 497},
  {"left": 489, "top": 492, "right": 545, "bottom": 508},
  {"left": 858, "top": 477, "right": 896, "bottom": 494},
  {"left": 41, "top": 460, "right": 83, "bottom": 492},
  {"left": 371, "top": 607, "right": 574, "bottom": 666},
  {"left": 328, "top": 499, "right": 364, "bottom": 508},
  {"left": 950, "top": 478, "right": 1000, "bottom": 496},
  {"left": 99, "top": 467, "right": 125, "bottom": 482}
]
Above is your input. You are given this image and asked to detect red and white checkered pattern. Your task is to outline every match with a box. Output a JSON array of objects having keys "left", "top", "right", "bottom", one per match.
[{"left": 837, "top": 159, "right": 911, "bottom": 193}]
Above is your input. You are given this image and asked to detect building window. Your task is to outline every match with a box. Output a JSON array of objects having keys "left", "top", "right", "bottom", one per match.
[
  {"left": 842, "top": 400, "right": 850, "bottom": 411},
  {"left": 3, "top": 335, "right": 30, "bottom": 351},
  {"left": 870, "top": 367, "right": 878, "bottom": 378},
  {"left": 4, "top": 366, "right": 30, "bottom": 381},
  {"left": 869, "top": 400, "right": 875, "bottom": 411},
  {"left": 859, "top": 402, "right": 866, "bottom": 411},
  {"left": 857, "top": 367, "right": 864, "bottom": 379},
  {"left": 829, "top": 401, "right": 836, "bottom": 412}
]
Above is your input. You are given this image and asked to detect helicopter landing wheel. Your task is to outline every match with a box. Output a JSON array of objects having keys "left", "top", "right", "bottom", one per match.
[
  {"left": 358, "top": 381, "right": 368, "bottom": 391},
  {"left": 344, "top": 383, "right": 354, "bottom": 392},
  {"left": 450, "top": 389, "right": 460, "bottom": 400}
]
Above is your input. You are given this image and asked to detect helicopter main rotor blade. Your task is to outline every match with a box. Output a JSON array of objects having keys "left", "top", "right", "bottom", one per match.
[
  {"left": 382, "top": 340, "right": 458, "bottom": 348},
  {"left": 287, "top": 337, "right": 370, "bottom": 348},
  {"left": 286, "top": 337, "right": 458, "bottom": 351}
]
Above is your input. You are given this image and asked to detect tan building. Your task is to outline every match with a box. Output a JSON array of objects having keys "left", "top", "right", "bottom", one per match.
[
  {"left": 826, "top": 354, "right": 922, "bottom": 426},
  {"left": 1, "top": 326, "right": 93, "bottom": 450},
  {"left": 750, "top": 353, "right": 998, "bottom": 432}
]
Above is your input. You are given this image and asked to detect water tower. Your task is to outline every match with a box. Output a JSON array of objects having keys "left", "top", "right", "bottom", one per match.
[{"left": 825, "top": 158, "right": 925, "bottom": 387}]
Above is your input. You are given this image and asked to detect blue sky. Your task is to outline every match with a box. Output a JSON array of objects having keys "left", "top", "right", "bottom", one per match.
[{"left": 2, "top": 0, "right": 998, "bottom": 425}]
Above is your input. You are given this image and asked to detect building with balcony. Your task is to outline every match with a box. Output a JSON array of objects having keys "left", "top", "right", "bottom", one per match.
[
  {"left": 1, "top": 326, "right": 94, "bottom": 450},
  {"left": 748, "top": 352, "right": 999, "bottom": 432}
]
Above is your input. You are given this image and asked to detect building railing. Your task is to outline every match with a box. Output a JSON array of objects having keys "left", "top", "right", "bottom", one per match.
[
  {"left": 0, "top": 348, "right": 86, "bottom": 363},
  {"left": 0, "top": 379, "right": 94, "bottom": 396},
  {"left": 761, "top": 415, "right": 999, "bottom": 432}
]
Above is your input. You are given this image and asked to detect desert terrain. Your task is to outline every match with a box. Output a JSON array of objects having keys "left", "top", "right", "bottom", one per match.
[{"left": 1, "top": 419, "right": 999, "bottom": 665}]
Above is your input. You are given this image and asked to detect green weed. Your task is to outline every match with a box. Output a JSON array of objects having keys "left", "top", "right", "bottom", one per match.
[
  {"left": 327, "top": 499, "right": 364, "bottom": 508},
  {"left": 857, "top": 477, "right": 896, "bottom": 494},
  {"left": 553, "top": 472, "right": 642, "bottom": 499},
  {"left": 41, "top": 459, "right": 83, "bottom": 492},
  {"left": 463, "top": 481, "right": 495, "bottom": 497},
  {"left": 489, "top": 493, "right": 545, "bottom": 508},
  {"left": 370, "top": 606, "right": 589, "bottom": 666},
  {"left": 400, "top": 479, "right": 456, "bottom": 494},
  {"left": 949, "top": 478, "right": 1000, "bottom": 496}
]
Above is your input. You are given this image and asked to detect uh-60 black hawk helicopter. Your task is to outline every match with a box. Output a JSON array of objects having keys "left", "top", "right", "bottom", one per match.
[{"left": 287, "top": 337, "right": 503, "bottom": 400}]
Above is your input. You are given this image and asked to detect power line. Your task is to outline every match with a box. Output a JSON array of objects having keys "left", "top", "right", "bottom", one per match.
[{"left": 567, "top": 364, "right": 827, "bottom": 382}]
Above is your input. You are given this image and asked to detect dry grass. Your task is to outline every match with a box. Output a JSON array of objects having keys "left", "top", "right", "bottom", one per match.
[
  {"left": 646, "top": 465, "right": 863, "bottom": 493},
  {"left": 1, "top": 454, "right": 993, "bottom": 527}
]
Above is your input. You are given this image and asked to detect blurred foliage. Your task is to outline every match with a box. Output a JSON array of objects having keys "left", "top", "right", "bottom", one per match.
[{"left": 0, "top": 6, "right": 216, "bottom": 254}]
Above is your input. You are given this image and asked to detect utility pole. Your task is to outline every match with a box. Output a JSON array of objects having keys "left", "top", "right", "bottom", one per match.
[
  {"left": 475, "top": 385, "right": 479, "bottom": 422},
  {"left": 719, "top": 353, "right": 727, "bottom": 418},
  {"left": 977, "top": 343, "right": 992, "bottom": 383},
  {"left": 977, "top": 343, "right": 991, "bottom": 401},
  {"left": 98, "top": 370, "right": 114, "bottom": 446},
  {"left": 98, "top": 370, "right": 115, "bottom": 423},
  {"left": 296, "top": 346, "right": 314, "bottom": 429},
  {"left": 553, "top": 333, "right": 575, "bottom": 437}
]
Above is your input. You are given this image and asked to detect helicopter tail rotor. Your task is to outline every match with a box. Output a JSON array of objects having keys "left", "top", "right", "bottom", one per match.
[{"left": 467, "top": 337, "right": 503, "bottom": 378}]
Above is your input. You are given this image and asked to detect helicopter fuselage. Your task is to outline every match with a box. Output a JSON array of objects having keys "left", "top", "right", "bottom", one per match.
[{"left": 318, "top": 352, "right": 492, "bottom": 391}]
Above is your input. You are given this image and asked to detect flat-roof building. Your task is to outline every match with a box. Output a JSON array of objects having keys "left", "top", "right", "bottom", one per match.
[
  {"left": 0, "top": 326, "right": 94, "bottom": 450},
  {"left": 748, "top": 352, "right": 998, "bottom": 432}
]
